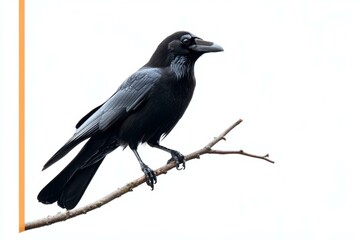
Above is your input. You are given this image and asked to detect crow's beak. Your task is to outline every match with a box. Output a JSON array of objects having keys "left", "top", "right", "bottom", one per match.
[{"left": 189, "top": 38, "right": 224, "bottom": 53}]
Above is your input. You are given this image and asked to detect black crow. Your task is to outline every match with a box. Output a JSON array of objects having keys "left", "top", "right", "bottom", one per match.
[{"left": 37, "top": 31, "right": 223, "bottom": 210}]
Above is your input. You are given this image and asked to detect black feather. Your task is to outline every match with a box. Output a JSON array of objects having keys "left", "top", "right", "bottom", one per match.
[{"left": 38, "top": 31, "right": 223, "bottom": 209}]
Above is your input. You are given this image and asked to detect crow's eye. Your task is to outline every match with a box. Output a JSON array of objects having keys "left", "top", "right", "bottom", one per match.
[
  {"left": 181, "top": 35, "right": 192, "bottom": 46},
  {"left": 182, "top": 38, "right": 190, "bottom": 45}
]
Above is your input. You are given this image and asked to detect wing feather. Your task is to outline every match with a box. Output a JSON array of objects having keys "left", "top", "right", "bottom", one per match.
[{"left": 43, "top": 67, "right": 162, "bottom": 170}]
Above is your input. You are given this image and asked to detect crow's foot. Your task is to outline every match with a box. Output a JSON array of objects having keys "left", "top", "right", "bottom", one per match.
[
  {"left": 141, "top": 165, "right": 157, "bottom": 190},
  {"left": 167, "top": 151, "right": 186, "bottom": 170}
]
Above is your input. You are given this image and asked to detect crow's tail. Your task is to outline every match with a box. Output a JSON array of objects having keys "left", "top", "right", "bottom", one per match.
[{"left": 38, "top": 135, "right": 118, "bottom": 210}]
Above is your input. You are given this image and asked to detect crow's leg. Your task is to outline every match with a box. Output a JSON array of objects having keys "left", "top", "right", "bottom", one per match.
[
  {"left": 131, "top": 147, "right": 157, "bottom": 190},
  {"left": 148, "top": 142, "right": 185, "bottom": 170}
]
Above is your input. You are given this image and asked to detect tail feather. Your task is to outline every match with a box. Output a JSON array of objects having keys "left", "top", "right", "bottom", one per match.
[
  {"left": 38, "top": 135, "right": 118, "bottom": 209},
  {"left": 58, "top": 159, "right": 103, "bottom": 209},
  {"left": 37, "top": 158, "right": 80, "bottom": 205}
]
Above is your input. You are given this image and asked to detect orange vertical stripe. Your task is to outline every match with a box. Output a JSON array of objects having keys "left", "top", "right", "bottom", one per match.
[{"left": 19, "top": 0, "right": 25, "bottom": 233}]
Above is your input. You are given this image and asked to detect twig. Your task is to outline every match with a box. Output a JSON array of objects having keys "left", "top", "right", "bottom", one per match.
[
  {"left": 25, "top": 118, "right": 273, "bottom": 231},
  {"left": 207, "top": 149, "right": 274, "bottom": 164}
]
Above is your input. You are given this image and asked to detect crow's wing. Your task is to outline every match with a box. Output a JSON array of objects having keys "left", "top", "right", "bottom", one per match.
[
  {"left": 75, "top": 104, "right": 103, "bottom": 129},
  {"left": 42, "top": 67, "right": 162, "bottom": 170}
]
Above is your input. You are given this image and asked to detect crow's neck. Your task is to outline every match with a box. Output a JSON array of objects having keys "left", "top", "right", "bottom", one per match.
[{"left": 170, "top": 56, "right": 195, "bottom": 80}]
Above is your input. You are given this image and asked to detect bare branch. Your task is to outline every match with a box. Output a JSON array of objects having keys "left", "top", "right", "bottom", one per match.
[
  {"left": 25, "top": 118, "right": 273, "bottom": 231},
  {"left": 205, "top": 118, "right": 243, "bottom": 149},
  {"left": 207, "top": 149, "right": 274, "bottom": 164}
]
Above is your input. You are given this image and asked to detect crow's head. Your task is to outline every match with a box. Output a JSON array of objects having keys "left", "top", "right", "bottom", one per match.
[{"left": 146, "top": 31, "right": 223, "bottom": 68}]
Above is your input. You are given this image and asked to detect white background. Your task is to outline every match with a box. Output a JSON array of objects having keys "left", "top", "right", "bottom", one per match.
[{"left": 1, "top": 0, "right": 360, "bottom": 239}]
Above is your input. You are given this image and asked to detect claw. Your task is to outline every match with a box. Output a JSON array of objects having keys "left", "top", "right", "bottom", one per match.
[
  {"left": 167, "top": 151, "right": 186, "bottom": 170},
  {"left": 141, "top": 165, "right": 157, "bottom": 190}
]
